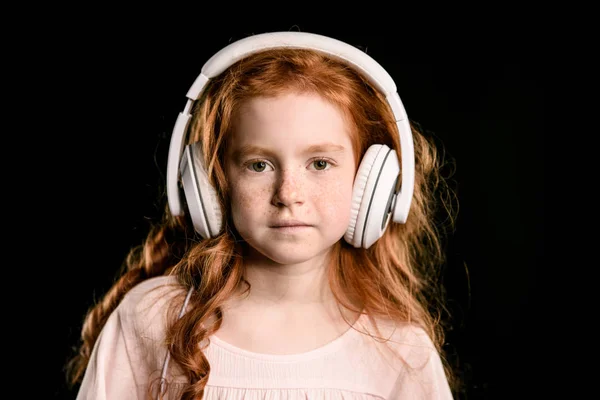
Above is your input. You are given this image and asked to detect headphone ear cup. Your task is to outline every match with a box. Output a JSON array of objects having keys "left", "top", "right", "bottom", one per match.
[
  {"left": 345, "top": 144, "right": 400, "bottom": 249},
  {"left": 179, "top": 143, "right": 223, "bottom": 239}
]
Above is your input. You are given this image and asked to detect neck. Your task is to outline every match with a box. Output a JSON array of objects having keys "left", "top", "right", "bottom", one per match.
[{"left": 232, "top": 246, "right": 336, "bottom": 310}]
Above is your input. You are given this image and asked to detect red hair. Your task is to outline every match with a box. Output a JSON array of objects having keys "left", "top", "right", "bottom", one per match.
[{"left": 67, "top": 48, "right": 458, "bottom": 399}]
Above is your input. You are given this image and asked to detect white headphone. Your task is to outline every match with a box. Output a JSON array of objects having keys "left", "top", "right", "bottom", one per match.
[{"left": 165, "top": 31, "right": 415, "bottom": 249}]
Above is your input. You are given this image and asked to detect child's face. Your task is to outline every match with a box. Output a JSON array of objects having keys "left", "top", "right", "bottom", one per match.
[{"left": 224, "top": 92, "right": 357, "bottom": 265}]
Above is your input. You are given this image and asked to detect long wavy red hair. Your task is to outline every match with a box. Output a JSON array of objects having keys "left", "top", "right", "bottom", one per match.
[{"left": 67, "top": 47, "right": 459, "bottom": 399}]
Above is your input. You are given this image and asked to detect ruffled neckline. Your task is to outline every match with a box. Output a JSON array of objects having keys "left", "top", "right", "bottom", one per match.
[{"left": 208, "top": 312, "right": 366, "bottom": 362}]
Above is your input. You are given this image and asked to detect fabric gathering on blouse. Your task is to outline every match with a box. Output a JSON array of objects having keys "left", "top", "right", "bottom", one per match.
[{"left": 76, "top": 276, "right": 453, "bottom": 399}]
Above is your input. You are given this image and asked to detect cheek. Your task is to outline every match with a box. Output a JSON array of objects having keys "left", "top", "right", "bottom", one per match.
[
  {"left": 229, "top": 180, "right": 271, "bottom": 217},
  {"left": 314, "top": 177, "right": 354, "bottom": 220}
]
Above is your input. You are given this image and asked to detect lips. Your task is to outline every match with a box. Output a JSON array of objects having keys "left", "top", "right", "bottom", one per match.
[{"left": 270, "top": 220, "right": 312, "bottom": 228}]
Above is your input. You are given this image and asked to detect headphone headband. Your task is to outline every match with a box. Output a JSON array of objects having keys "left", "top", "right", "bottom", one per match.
[
  {"left": 166, "top": 31, "right": 415, "bottom": 224},
  {"left": 191, "top": 32, "right": 397, "bottom": 99}
]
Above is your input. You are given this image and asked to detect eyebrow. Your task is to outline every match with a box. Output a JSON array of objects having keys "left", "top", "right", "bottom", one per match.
[{"left": 232, "top": 143, "right": 346, "bottom": 160}]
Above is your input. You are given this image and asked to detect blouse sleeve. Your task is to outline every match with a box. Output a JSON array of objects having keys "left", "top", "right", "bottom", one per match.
[
  {"left": 76, "top": 307, "right": 139, "bottom": 400},
  {"left": 75, "top": 276, "right": 182, "bottom": 400}
]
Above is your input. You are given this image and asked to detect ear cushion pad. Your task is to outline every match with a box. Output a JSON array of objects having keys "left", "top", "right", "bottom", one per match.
[
  {"left": 345, "top": 144, "right": 384, "bottom": 247},
  {"left": 180, "top": 143, "right": 223, "bottom": 239},
  {"left": 344, "top": 144, "right": 399, "bottom": 248}
]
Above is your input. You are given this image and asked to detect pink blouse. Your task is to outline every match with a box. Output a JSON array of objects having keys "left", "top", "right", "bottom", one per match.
[{"left": 77, "top": 276, "right": 453, "bottom": 399}]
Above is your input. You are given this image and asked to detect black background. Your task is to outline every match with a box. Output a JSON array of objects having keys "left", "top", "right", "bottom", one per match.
[{"left": 37, "top": 17, "right": 544, "bottom": 400}]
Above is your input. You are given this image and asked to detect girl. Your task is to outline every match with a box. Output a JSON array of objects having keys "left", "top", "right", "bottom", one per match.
[{"left": 67, "top": 32, "right": 458, "bottom": 399}]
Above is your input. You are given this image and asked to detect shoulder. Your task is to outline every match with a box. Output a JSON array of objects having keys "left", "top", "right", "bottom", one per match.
[
  {"left": 358, "top": 315, "right": 443, "bottom": 372},
  {"left": 361, "top": 317, "right": 452, "bottom": 398},
  {"left": 343, "top": 314, "right": 452, "bottom": 398},
  {"left": 387, "top": 321, "right": 439, "bottom": 368},
  {"left": 119, "top": 275, "right": 184, "bottom": 312},
  {"left": 116, "top": 275, "right": 187, "bottom": 343},
  {"left": 78, "top": 276, "right": 189, "bottom": 398}
]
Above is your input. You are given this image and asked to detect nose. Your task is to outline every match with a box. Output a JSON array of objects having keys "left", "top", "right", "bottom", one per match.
[{"left": 271, "top": 169, "right": 304, "bottom": 207}]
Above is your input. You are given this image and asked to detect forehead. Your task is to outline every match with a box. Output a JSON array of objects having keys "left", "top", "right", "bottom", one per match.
[{"left": 230, "top": 92, "right": 353, "bottom": 148}]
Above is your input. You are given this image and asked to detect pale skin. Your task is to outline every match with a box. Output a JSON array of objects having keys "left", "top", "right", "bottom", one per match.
[{"left": 215, "top": 92, "right": 362, "bottom": 354}]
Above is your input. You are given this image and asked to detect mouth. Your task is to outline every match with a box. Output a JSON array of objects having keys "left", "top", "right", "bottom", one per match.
[
  {"left": 270, "top": 225, "right": 312, "bottom": 234},
  {"left": 270, "top": 221, "right": 312, "bottom": 228},
  {"left": 269, "top": 221, "right": 313, "bottom": 232}
]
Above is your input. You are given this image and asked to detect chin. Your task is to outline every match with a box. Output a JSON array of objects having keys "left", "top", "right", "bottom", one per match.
[
  {"left": 259, "top": 247, "right": 322, "bottom": 265},
  {"left": 245, "top": 239, "right": 339, "bottom": 266}
]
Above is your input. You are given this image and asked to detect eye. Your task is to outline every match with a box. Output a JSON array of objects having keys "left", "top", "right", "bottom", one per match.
[
  {"left": 247, "top": 161, "right": 273, "bottom": 172},
  {"left": 311, "top": 159, "right": 331, "bottom": 171}
]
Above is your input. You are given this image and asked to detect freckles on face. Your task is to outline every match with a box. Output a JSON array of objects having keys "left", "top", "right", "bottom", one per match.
[
  {"left": 223, "top": 92, "right": 357, "bottom": 263},
  {"left": 228, "top": 167, "right": 352, "bottom": 228},
  {"left": 228, "top": 180, "right": 270, "bottom": 222}
]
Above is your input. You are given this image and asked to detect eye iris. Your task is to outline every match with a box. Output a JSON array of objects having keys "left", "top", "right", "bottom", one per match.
[
  {"left": 253, "top": 162, "right": 266, "bottom": 172},
  {"left": 315, "top": 160, "right": 327, "bottom": 170}
]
